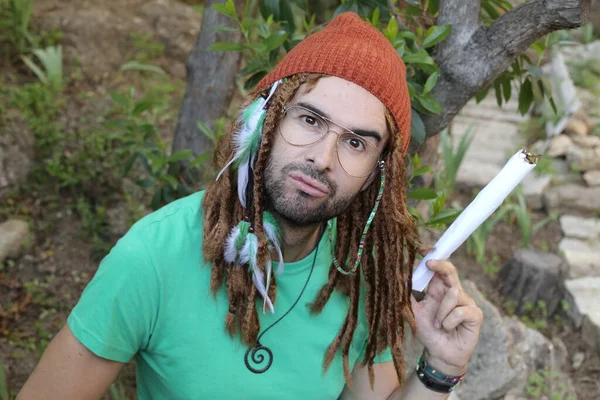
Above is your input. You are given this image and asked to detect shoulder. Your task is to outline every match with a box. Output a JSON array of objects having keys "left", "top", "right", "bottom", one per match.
[{"left": 126, "top": 190, "right": 205, "bottom": 244}]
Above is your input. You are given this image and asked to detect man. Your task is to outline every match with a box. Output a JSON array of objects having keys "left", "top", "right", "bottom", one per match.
[{"left": 18, "top": 12, "right": 483, "bottom": 399}]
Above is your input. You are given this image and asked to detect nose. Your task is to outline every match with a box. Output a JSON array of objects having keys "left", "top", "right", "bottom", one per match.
[{"left": 304, "top": 129, "right": 339, "bottom": 172}]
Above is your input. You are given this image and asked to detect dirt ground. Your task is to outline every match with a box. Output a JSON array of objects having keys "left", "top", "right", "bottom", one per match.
[{"left": 1, "top": 1, "right": 599, "bottom": 399}]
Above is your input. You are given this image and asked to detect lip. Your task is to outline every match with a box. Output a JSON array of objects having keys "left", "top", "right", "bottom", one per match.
[{"left": 289, "top": 172, "right": 330, "bottom": 197}]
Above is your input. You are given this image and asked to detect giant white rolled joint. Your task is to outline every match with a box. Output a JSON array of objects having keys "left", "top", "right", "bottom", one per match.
[{"left": 411, "top": 149, "right": 538, "bottom": 292}]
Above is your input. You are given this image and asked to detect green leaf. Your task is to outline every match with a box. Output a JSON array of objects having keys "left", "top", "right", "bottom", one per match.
[
  {"left": 21, "top": 55, "right": 48, "bottom": 85},
  {"left": 410, "top": 108, "right": 426, "bottom": 145},
  {"left": 425, "top": 209, "right": 462, "bottom": 226},
  {"left": 518, "top": 78, "right": 534, "bottom": 115},
  {"left": 136, "top": 179, "right": 155, "bottom": 188},
  {"left": 244, "top": 71, "right": 267, "bottom": 90},
  {"left": 475, "top": 86, "right": 490, "bottom": 103},
  {"left": 502, "top": 79, "right": 512, "bottom": 102},
  {"left": 411, "top": 165, "right": 432, "bottom": 178},
  {"left": 151, "top": 189, "right": 163, "bottom": 210},
  {"left": 423, "top": 72, "right": 439, "bottom": 95},
  {"left": 427, "top": 0, "right": 440, "bottom": 15},
  {"left": 167, "top": 149, "right": 193, "bottom": 163},
  {"left": 208, "top": 42, "right": 245, "bottom": 52},
  {"left": 417, "top": 95, "right": 442, "bottom": 114},
  {"left": 189, "top": 153, "right": 213, "bottom": 168},
  {"left": 494, "top": 79, "right": 503, "bottom": 107},
  {"left": 120, "top": 61, "right": 165, "bottom": 74},
  {"left": 422, "top": 25, "right": 451, "bottom": 49},
  {"left": 109, "top": 92, "right": 129, "bottom": 109},
  {"left": 402, "top": 48, "right": 434, "bottom": 65},
  {"left": 264, "top": 31, "right": 288, "bottom": 51},
  {"left": 213, "top": 0, "right": 237, "bottom": 18},
  {"left": 122, "top": 153, "right": 138, "bottom": 176},
  {"left": 385, "top": 17, "right": 398, "bottom": 43},
  {"left": 371, "top": 7, "right": 380, "bottom": 28},
  {"left": 278, "top": 0, "right": 296, "bottom": 33},
  {"left": 407, "top": 188, "right": 438, "bottom": 200},
  {"left": 259, "top": 0, "right": 280, "bottom": 20}
]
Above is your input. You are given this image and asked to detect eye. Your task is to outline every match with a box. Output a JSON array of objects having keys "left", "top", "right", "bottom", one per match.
[
  {"left": 302, "top": 115, "right": 319, "bottom": 127},
  {"left": 346, "top": 137, "right": 366, "bottom": 151}
]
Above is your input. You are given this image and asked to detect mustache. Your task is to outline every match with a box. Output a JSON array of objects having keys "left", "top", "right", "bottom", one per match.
[{"left": 281, "top": 163, "right": 336, "bottom": 194}]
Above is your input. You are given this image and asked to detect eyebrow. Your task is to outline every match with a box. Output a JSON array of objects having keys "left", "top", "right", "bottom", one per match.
[{"left": 295, "top": 101, "right": 384, "bottom": 143}]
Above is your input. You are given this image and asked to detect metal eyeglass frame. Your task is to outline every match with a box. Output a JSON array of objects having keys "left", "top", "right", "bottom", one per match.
[{"left": 279, "top": 104, "right": 383, "bottom": 178}]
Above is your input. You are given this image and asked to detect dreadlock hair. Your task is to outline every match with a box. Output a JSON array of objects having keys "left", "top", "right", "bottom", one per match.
[{"left": 202, "top": 73, "right": 421, "bottom": 389}]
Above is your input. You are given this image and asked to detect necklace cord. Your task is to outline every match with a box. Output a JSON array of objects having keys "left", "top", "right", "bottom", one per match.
[
  {"left": 244, "top": 225, "right": 323, "bottom": 374},
  {"left": 257, "top": 235, "right": 320, "bottom": 342}
]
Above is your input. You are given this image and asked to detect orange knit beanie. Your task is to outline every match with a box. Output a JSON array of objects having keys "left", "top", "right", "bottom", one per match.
[{"left": 257, "top": 12, "right": 412, "bottom": 154}]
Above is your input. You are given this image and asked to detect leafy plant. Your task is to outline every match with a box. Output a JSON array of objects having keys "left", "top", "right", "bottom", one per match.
[
  {"left": 435, "top": 126, "right": 474, "bottom": 194},
  {"left": 466, "top": 202, "right": 511, "bottom": 264},
  {"left": 503, "top": 187, "right": 557, "bottom": 248},
  {"left": 109, "top": 87, "right": 209, "bottom": 210},
  {"left": 0, "top": 0, "right": 37, "bottom": 55},
  {"left": 22, "top": 46, "right": 64, "bottom": 93},
  {"left": 525, "top": 369, "right": 575, "bottom": 400}
]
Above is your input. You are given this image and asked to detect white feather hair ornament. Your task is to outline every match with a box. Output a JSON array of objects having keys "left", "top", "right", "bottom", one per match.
[
  {"left": 218, "top": 80, "right": 284, "bottom": 314},
  {"left": 216, "top": 80, "right": 281, "bottom": 208}
]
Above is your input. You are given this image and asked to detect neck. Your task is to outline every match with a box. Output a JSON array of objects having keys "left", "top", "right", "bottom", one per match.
[{"left": 273, "top": 217, "right": 324, "bottom": 263}]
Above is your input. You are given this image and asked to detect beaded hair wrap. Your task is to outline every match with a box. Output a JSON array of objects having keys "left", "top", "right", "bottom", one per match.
[
  {"left": 330, "top": 161, "right": 386, "bottom": 275},
  {"left": 217, "top": 80, "right": 284, "bottom": 314}
]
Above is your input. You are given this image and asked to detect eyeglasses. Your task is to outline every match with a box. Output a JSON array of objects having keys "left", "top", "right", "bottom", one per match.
[{"left": 278, "top": 105, "right": 382, "bottom": 178}]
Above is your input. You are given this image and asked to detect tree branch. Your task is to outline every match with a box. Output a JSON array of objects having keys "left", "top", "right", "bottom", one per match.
[{"left": 417, "top": 0, "right": 590, "bottom": 149}]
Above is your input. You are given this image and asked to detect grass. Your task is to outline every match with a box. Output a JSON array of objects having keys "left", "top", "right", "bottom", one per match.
[{"left": 0, "top": 0, "right": 36, "bottom": 56}]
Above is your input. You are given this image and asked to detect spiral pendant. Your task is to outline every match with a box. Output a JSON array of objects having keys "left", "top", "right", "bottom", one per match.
[{"left": 244, "top": 342, "right": 273, "bottom": 373}]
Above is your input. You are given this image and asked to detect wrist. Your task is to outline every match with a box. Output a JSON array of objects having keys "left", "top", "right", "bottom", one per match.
[
  {"left": 415, "top": 350, "right": 467, "bottom": 394},
  {"left": 422, "top": 349, "right": 468, "bottom": 376}
]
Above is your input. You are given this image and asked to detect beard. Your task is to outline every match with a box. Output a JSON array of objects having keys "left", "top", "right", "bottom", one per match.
[{"left": 263, "top": 159, "right": 356, "bottom": 227}]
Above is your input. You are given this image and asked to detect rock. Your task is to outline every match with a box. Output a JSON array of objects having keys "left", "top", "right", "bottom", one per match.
[
  {"left": 571, "top": 135, "right": 600, "bottom": 148},
  {"left": 498, "top": 249, "right": 569, "bottom": 316},
  {"left": 583, "top": 170, "right": 600, "bottom": 186},
  {"left": 451, "top": 116, "right": 521, "bottom": 189},
  {"left": 551, "top": 159, "right": 571, "bottom": 175},
  {"left": 454, "top": 281, "right": 526, "bottom": 400},
  {"left": 547, "top": 134, "right": 573, "bottom": 157},
  {"left": 564, "top": 277, "right": 600, "bottom": 352},
  {"left": 543, "top": 183, "right": 600, "bottom": 215},
  {"left": 564, "top": 116, "right": 589, "bottom": 136},
  {"left": 567, "top": 145, "right": 600, "bottom": 171},
  {"left": 559, "top": 215, "right": 600, "bottom": 240},
  {"left": 572, "top": 352, "right": 585, "bottom": 370},
  {"left": 559, "top": 237, "right": 600, "bottom": 278},
  {"left": 0, "top": 219, "right": 31, "bottom": 264},
  {"left": 504, "top": 317, "right": 565, "bottom": 372},
  {"left": 0, "top": 111, "right": 34, "bottom": 199},
  {"left": 521, "top": 174, "right": 552, "bottom": 210}
]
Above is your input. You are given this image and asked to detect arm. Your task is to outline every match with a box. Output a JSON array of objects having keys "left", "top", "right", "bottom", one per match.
[
  {"left": 340, "top": 361, "right": 452, "bottom": 400},
  {"left": 17, "top": 325, "right": 124, "bottom": 400},
  {"left": 342, "top": 259, "right": 482, "bottom": 400}
]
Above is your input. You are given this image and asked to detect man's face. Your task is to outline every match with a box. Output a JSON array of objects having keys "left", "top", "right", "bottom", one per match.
[{"left": 264, "top": 76, "right": 390, "bottom": 226}]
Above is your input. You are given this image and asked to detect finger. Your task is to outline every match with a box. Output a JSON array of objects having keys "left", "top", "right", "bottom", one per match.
[
  {"left": 426, "top": 260, "right": 461, "bottom": 289},
  {"left": 441, "top": 305, "right": 483, "bottom": 332},
  {"left": 434, "top": 287, "right": 460, "bottom": 328}
]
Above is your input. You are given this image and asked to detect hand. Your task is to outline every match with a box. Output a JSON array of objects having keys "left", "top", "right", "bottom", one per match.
[{"left": 410, "top": 259, "right": 483, "bottom": 376}]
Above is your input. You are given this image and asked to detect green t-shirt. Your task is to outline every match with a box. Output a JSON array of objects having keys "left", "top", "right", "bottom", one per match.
[{"left": 68, "top": 191, "right": 391, "bottom": 399}]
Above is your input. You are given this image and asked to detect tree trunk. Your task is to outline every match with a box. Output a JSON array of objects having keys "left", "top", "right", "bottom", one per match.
[
  {"left": 172, "top": 0, "right": 245, "bottom": 158},
  {"left": 498, "top": 249, "right": 569, "bottom": 317}
]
